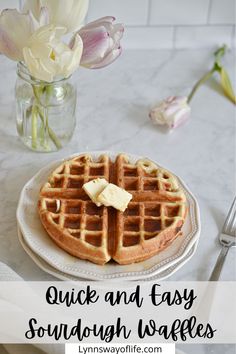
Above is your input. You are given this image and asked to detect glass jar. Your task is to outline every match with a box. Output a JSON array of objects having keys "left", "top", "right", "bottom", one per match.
[{"left": 15, "top": 62, "right": 77, "bottom": 152}]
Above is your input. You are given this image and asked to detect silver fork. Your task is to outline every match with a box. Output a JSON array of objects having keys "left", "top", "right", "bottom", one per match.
[{"left": 209, "top": 197, "right": 236, "bottom": 281}]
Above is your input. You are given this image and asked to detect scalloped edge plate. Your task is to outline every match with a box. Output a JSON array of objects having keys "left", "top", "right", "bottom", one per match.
[
  {"left": 17, "top": 225, "right": 199, "bottom": 282},
  {"left": 16, "top": 151, "right": 201, "bottom": 281}
]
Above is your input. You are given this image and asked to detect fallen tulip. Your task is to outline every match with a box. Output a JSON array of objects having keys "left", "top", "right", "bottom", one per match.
[{"left": 149, "top": 96, "right": 191, "bottom": 130}]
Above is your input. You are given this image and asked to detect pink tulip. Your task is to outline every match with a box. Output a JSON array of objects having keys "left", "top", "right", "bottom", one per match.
[
  {"left": 71, "top": 16, "right": 124, "bottom": 69},
  {"left": 149, "top": 96, "right": 191, "bottom": 130}
]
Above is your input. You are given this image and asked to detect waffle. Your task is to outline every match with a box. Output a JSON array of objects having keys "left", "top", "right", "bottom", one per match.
[{"left": 38, "top": 153, "right": 187, "bottom": 265}]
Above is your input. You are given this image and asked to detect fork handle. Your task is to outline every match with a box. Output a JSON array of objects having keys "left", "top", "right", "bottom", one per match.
[{"left": 209, "top": 245, "right": 229, "bottom": 281}]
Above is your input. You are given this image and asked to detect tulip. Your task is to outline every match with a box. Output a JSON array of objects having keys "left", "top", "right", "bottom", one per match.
[
  {"left": 149, "top": 96, "right": 191, "bottom": 130},
  {"left": 23, "top": 0, "right": 89, "bottom": 33},
  {"left": 23, "top": 25, "right": 83, "bottom": 82},
  {"left": 0, "top": 6, "right": 50, "bottom": 61},
  {"left": 71, "top": 16, "right": 124, "bottom": 69},
  {"left": 0, "top": 9, "right": 35, "bottom": 61}
]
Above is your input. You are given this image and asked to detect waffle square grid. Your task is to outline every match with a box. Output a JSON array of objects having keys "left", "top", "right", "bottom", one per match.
[{"left": 38, "top": 153, "right": 187, "bottom": 265}]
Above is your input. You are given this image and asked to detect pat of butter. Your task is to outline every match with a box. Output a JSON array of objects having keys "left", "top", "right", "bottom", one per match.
[
  {"left": 83, "top": 178, "right": 108, "bottom": 206},
  {"left": 97, "top": 184, "right": 132, "bottom": 212}
]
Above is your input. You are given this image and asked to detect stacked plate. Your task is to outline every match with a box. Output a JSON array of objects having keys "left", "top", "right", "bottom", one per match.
[{"left": 16, "top": 152, "right": 201, "bottom": 281}]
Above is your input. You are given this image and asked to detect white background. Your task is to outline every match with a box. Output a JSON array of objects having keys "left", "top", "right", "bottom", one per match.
[{"left": 0, "top": 282, "right": 235, "bottom": 344}]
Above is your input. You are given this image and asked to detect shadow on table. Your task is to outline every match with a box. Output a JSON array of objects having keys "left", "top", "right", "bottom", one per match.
[
  {"left": 206, "top": 77, "right": 226, "bottom": 99},
  {"left": 209, "top": 205, "right": 226, "bottom": 231},
  {"left": 0, "top": 134, "right": 30, "bottom": 154},
  {"left": 127, "top": 103, "right": 170, "bottom": 134}
]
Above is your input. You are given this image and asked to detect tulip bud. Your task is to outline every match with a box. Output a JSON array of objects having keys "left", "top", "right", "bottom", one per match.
[
  {"left": 149, "top": 96, "right": 191, "bottom": 130},
  {"left": 71, "top": 16, "right": 124, "bottom": 69}
]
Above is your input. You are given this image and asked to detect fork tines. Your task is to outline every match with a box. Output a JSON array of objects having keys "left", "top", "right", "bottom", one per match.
[{"left": 222, "top": 197, "right": 236, "bottom": 236}]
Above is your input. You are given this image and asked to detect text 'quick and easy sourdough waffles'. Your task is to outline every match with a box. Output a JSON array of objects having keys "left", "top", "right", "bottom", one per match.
[{"left": 38, "top": 154, "right": 187, "bottom": 265}]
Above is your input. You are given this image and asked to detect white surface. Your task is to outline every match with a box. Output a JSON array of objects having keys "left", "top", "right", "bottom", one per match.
[
  {"left": 0, "top": 0, "right": 235, "bottom": 48},
  {"left": 175, "top": 26, "right": 233, "bottom": 49},
  {"left": 0, "top": 0, "right": 18, "bottom": 11},
  {"left": 0, "top": 48, "right": 235, "bottom": 283},
  {"left": 123, "top": 27, "right": 174, "bottom": 50},
  {"left": 0, "top": 47, "right": 235, "bottom": 354},
  {"left": 209, "top": 0, "right": 236, "bottom": 24},
  {"left": 87, "top": 0, "right": 149, "bottom": 25},
  {"left": 149, "top": 0, "right": 210, "bottom": 25},
  {"left": 16, "top": 151, "right": 200, "bottom": 281}
]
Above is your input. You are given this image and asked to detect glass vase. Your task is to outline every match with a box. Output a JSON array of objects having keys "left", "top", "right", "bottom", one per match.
[{"left": 15, "top": 62, "right": 77, "bottom": 152}]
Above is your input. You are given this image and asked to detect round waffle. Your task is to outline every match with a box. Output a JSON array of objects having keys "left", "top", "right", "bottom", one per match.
[{"left": 38, "top": 153, "right": 187, "bottom": 265}]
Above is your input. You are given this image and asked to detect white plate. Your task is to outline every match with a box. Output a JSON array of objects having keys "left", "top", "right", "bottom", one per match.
[
  {"left": 17, "top": 225, "right": 199, "bottom": 282},
  {"left": 17, "top": 151, "right": 201, "bottom": 281}
]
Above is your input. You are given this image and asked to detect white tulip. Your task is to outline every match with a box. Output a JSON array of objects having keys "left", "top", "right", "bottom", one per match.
[
  {"left": 0, "top": 9, "right": 35, "bottom": 61},
  {"left": 0, "top": 7, "right": 50, "bottom": 61},
  {"left": 23, "top": 25, "right": 83, "bottom": 82},
  {"left": 149, "top": 96, "right": 191, "bottom": 130},
  {"left": 23, "top": 0, "right": 89, "bottom": 33},
  {"left": 23, "top": 0, "right": 42, "bottom": 22}
]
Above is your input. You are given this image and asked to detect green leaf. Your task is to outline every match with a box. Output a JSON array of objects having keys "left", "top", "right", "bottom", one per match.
[
  {"left": 220, "top": 68, "right": 236, "bottom": 105},
  {"left": 214, "top": 45, "right": 227, "bottom": 68}
]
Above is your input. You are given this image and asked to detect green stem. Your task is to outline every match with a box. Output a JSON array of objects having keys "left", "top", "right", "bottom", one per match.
[
  {"left": 39, "top": 120, "right": 45, "bottom": 143},
  {"left": 31, "top": 84, "right": 62, "bottom": 150},
  {"left": 37, "top": 108, "right": 62, "bottom": 149},
  {"left": 214, "top": 44, "right": 227, "bottom": 67},
  {"left": 31, "top": 104, "right": 38, "bottom": 149},
  {"left": 187, "top": 45, "right": 228, "bottom": 104},
  {"left": 187, "top": 67, "right": 216, "bottom": 103},
  {"left": 39, "top": 115, "right": 50, "bottom": 150}
]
